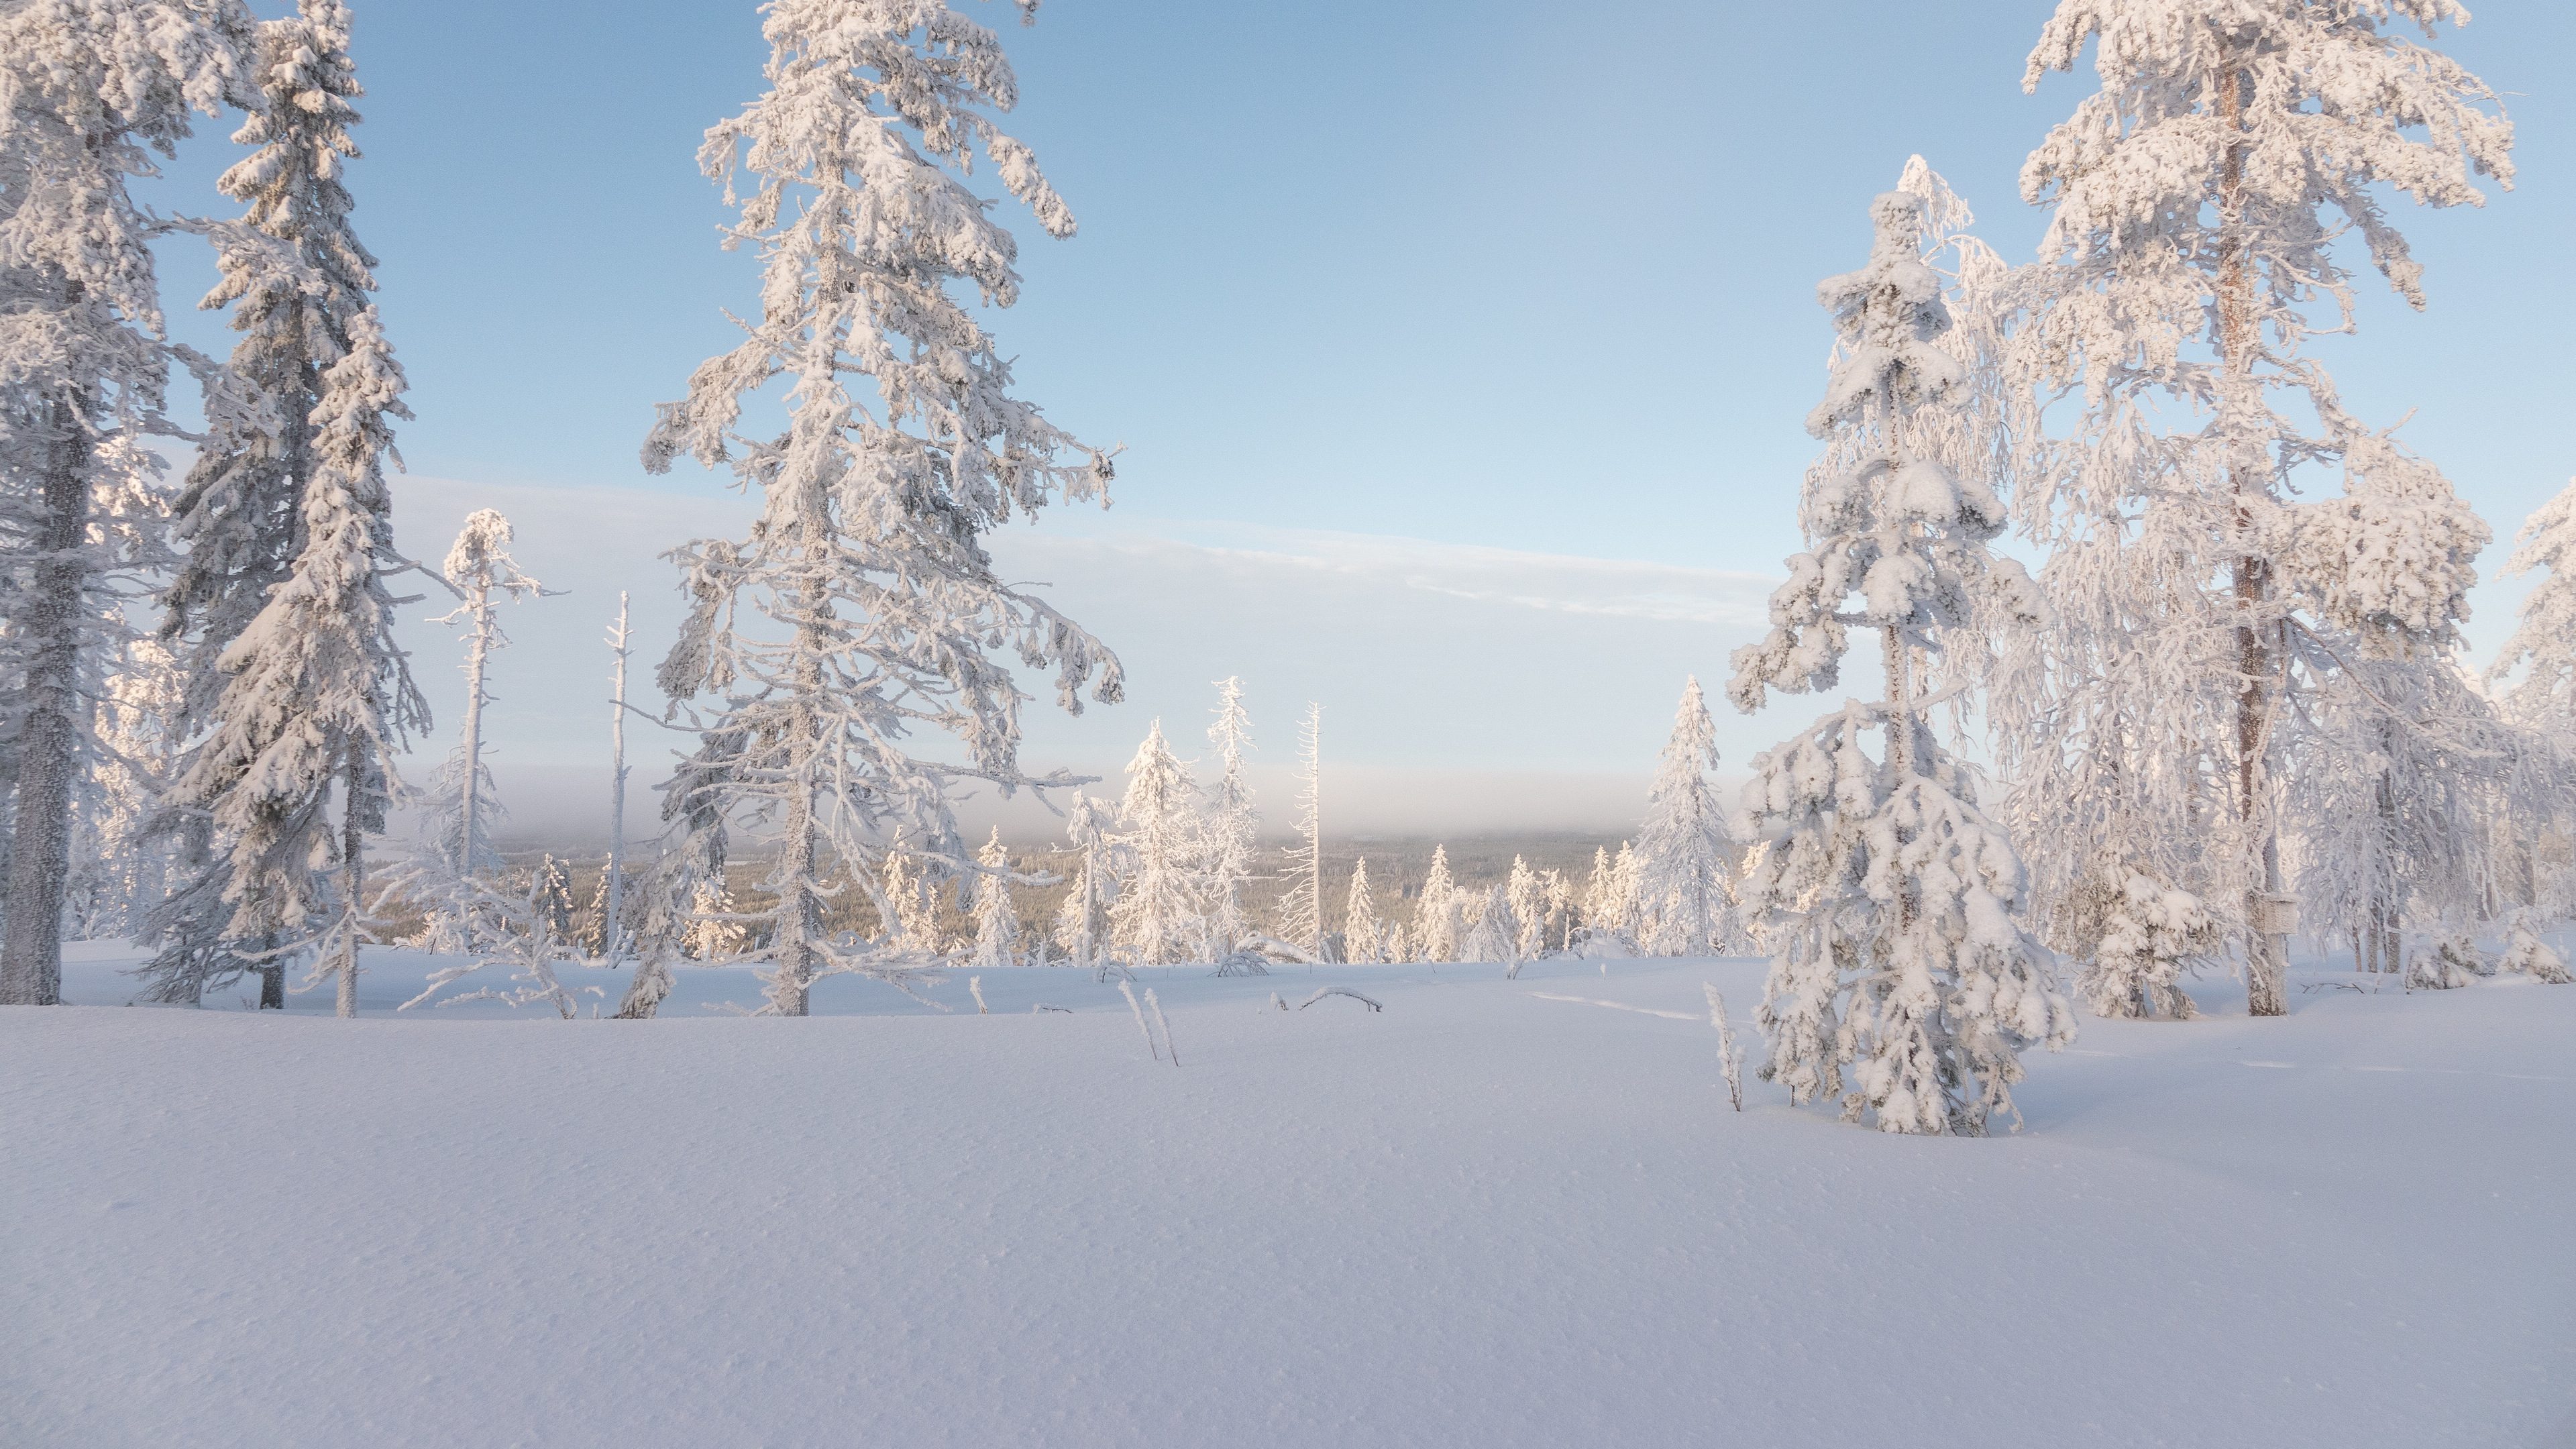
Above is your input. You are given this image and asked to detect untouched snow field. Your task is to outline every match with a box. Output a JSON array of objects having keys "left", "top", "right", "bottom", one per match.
[{"left": 9, "top": 945, "right": 2573, "bottom": 1448}]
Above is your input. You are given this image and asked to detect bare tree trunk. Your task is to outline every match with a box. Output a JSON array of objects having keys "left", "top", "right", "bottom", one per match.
[
  {"left": 604, "top": 593, "right": 631, "bottom": 961},
  {"left": 457, "top": 576, "right": 492, "bottom": 884},
  {"left": 2216, "top": 58, "right": 2289, "bottom": 1018},
  {"left": 336, "top": 740, "right": 365, "bottom": 1018},
  {"left": 1, "top": 392, "right": 93, "bottom": 1006}
]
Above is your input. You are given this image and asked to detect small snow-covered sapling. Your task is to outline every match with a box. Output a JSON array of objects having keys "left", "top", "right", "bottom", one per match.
[
  {"left": 1703, "top": 983, "right": 1745, "bottom": 1113},
  {"left": 1145, "top": 987, "right": 1179, "bottom": 1067},
  {"left": 1118, "top": 981, "right": 1159, "bottom": 1061}
]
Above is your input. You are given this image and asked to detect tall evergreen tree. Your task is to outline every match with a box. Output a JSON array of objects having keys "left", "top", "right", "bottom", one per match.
[
  {"left": 641, "top": 0, "right": 1121, "bottom": 1016},
  {"left": 0, "top": 0, "right": 258, "bottom": 1004},
  {"left": 1108, "top": 720, "right": 1198, "bottom": 966},
  {"left": 1733, "top": 189, "right": 2072, "bottom": 1135},
  {"left": 138, "top": 0, "right": 412, "bottom": 1010},
  {"left": 968, "top": 827, "right": 1022, "bottom": 967},
  {"left": 1632, "top": 678, "right": 1739, "bottom": 957},
  {"left": 1276, "top": 702, "right": 1325, "bottom": 952},
  {"left": 1051, "top": 790, "right": 1122, "bottom": 982},
  {"left": 1199, "top": 677, "right": 1259, "bottom": 957},
  {"left": 1414, "top": 843, "right": 1458, "bottom": 963},
  {"left": 1343, "top": 857, "right": 1386, "bottom": 965}
]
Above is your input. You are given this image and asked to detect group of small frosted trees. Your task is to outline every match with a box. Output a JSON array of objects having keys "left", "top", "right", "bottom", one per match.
[{"left": 1034, "top": 674, "right": 1750, "bottom": 978}]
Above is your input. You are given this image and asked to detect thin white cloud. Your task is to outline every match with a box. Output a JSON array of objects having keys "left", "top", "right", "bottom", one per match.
[{"left": 384, "top": 477, "right": 1787, "bottom": 843}]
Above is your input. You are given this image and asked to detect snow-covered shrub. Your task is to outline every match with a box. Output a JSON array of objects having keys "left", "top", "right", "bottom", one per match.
[
  {"left": 2068, "top": 870, "right": 2214, "bottom": 1021},
  {"left": 2497, "top": 912, "right": 2571, "bottom": 985}
]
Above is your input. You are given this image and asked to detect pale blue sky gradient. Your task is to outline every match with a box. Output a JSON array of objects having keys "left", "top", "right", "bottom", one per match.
[{"left": 136, "top": 1, "right": 2576, "bottom": 839}]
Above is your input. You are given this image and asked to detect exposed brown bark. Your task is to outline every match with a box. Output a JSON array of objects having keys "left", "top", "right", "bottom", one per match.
[{"left": 2216, "top": 54, "right": 2289, "bottom": 1017}]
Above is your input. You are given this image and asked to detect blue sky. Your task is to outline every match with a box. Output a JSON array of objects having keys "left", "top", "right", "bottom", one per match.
[{"left": 142, "top": 1, "right": 2576, "bottom": 841}]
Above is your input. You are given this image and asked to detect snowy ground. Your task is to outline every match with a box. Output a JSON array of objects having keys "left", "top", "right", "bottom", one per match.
[{"left": 9, "top": 942, "right": 2573, "bottom": 1448}]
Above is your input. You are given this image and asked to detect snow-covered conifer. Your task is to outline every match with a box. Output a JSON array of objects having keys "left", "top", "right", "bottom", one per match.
[
  {"left": 1732, "top": 189, "right": 2073, "bottom": 1134},
  {"left": 78, "top": 636, "right": 185, "bottom": 941},
  {"left": 883, "top": 848, "right": 944, "bottom": 955},
  {"left": 2498, "top": 911, "right": 2570, "bottom": 985},
  {"left": 1497, "top": 855, "right": 1545, "bottom": 961},
  {"left": 969, "top": 828, "right": 1021, "bottom": 967},
  {"left": 1, "top": 0, "right": 258, "bottom": 1004},
  {"left": 1275, "top": 702, "right": 1325, "bottom": 951},
  {"left": 1632, "top": 678, "right": 1739, "bottom": 957},
  {"left": 2005, "top": 1, "right": 2513, "bottom": 1016},
  {"left": 2489, "top": 480, "right": 2576, "bottom": 729},
  {"left": 684, "top": 876, "right": 749, "bottom": 961},
  {"left": 531, "top": 853, "right": 574, "bottom": 948},
  {"left": 2406, "top": 924, "right": 2486, "bottom": 991},
  {"left": 638, "top": 0, "right": 1120, "bottom": 1016},
  {"left": 1343, "top": 858, "right": 1386, "bottom": 965},
  {"left": 1199, "top": 677, "right": 1258, "bottom": 957},
  {"left": 1414, "top": 844, "right": 1458, "bottom": 963},
  {"left": 1052, "top": 791, "right": 1124, "bottom": 981},
  {"left": 1578, "top": 842, "right": 1643, "bottom": 955},
  {"left": 2068, "top": 869, "right": 2216, "bottom": 1020},
  {"left": 1459, "top": 884, "right": 1523, "bottom": 978},
  {"left": 1108, "top": 720, "right": 1200, "bottom": 965},
  {"left": 162, "top": 294, "right": 421, "bottom": 1020}
]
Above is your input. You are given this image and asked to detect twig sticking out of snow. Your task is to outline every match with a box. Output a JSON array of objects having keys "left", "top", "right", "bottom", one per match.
[
  {"left": 1032, "top": 1004, "right": 1072, "bottom": 1013},
  {"left": 1269, "top": 991, "right": 1289, "bottom": 1012},
  {"left": 1704, "top": 983, "right": 1745, "bottom": 1113},
  {"left": 1298, "top": 987, "right": 1383, "bottom": 1012},
  {"left": 969, "top": 976, "right": 987, "bottom": 1014},
  {"left": 1145, "top": 987, "right": 1179, "bottom": 1067},
  {"left": 1118, "top": 981, "right": 1160, "bottom": 1060}
]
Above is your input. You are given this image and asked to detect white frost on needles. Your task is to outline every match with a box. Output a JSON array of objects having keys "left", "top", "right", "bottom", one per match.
[
  {"left": 634, "top": 0, "right": 1120, "bottom": 1016},
  {"left": 1731, "top": 183, "right": 2074, "bottom": 1136}
]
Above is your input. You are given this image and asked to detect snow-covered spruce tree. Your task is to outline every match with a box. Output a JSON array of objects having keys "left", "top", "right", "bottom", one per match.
[
  {"left": 683, "top": 875, "right": 750, "bottom": 961},
  {"left": 1413, "top": 843, "right": 1458, "bottom": 963},
  {"left": 883, "top": 847, "right": 944, "bottom": 954},
  {"left": 77, "top": 635, "right": 186, "bottom": 940},
  {"left": 2006, "top": 0, "right": 2513, "bottom": 1017},
  {"left": 2485, "top": 479, "right": 2576, "bottom": 914},
  {"left": 531, "top": 853, "right": 575, "bottom": 947},
  {"left": 138, "top": 0, "right": 424, "bottom": 1010},
  {"left": 1108, "top": 720, "right": 1201, "bottom": 966},
  {"left": 2489, "top": 480, "right": 2576, "bottom": 729},
  {"left": 0, "top": 1, "right": 259, "bottom": 1005},
  {"left": 1343, "top": 857, "right": 1385, "bottom": 965},
  {"left": 611, "top": 767, "right": 730, "bottom": 1018},
  {"left": 1505, "top": 855, "right": 1543, "bottom": 961},
  {"left": 2065, "top": 867, "right": 2216, "bottom": 1019},
  {"left": 174, "top": 294, "right": 425, "bottom": 1018},
  {"left": 1633, "top": 678, "right": 1740, "bottom": 957},
  {"left": 1051, "top": 790, "right": 1124, "bottom": 981},
  {"left": 1459, "top": 883, "right": 1522, "bottom": 978},
  {"left": 382, "top": 508, "right": 547, "bottom": 951},
  {"left": 2497, "top": 910, "right": 2570, "bottom": 985},
  {"left": 969, "top": 827, "right": 1021, "bottom": 967},
  {"left": 640, "top": 0, "right": 1121, "bottom": 1016},
  {"left": 1275, "top": 702, "right": 1326, "bottom": 953},
  {"left": 1730, "top": 189, "right": 2072, "bottom": 1135},
  {"left": 1199, "top": 676, "right": 1259, "bottom": 960}
]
